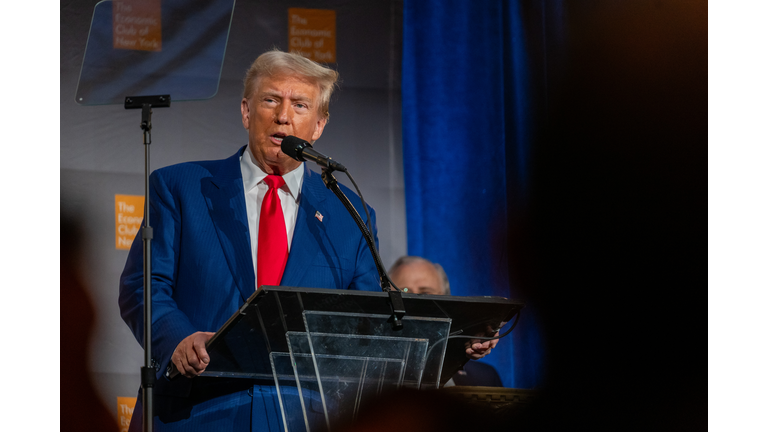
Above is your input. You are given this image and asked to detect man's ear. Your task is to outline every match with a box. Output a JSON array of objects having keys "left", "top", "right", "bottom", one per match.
[
  {"left": 240, "top": 98, "right": 250, "bottom": 129},
  {"left": 311, "top": 117, "right": 328, "bottom": 142}
]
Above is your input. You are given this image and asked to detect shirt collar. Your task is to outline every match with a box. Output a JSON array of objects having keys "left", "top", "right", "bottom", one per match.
[{"left": 240, "top": 145, "right": 303, "bottom": 201}]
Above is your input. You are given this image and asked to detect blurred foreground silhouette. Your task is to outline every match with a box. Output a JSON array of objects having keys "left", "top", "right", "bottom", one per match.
[{"left": 61, "top": 215, "right": 117, "bottom": 431}]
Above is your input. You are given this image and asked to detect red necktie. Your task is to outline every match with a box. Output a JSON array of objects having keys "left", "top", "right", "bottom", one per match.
[{"left": 257, "top": 175, "right": 288, "bottom": 289}]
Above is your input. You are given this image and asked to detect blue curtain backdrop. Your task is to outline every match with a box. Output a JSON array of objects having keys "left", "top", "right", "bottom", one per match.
[{"left": 402, "top": 0, "right": 560, "bottom": 388}]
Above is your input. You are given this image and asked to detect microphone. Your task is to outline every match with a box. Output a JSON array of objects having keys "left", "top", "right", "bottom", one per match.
[{"left": 281, "top": 135, "right": 347, "bottom": 171}]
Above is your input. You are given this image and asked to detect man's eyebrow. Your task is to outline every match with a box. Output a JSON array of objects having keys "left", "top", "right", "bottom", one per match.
[
  {"left": 291, "top": 94, "right": 313, "bottom": 103},
  {"left": 260, "top": 90, "right": 313, "bottom": 103}
]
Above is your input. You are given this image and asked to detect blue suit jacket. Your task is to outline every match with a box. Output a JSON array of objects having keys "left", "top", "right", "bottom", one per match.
[{"left": 119, "top": 146, "right": 380, "bottom": 431}]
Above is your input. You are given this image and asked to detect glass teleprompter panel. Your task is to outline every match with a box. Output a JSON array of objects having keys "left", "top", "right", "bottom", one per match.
[{"left": 76, "top": 0, "right": 235, "bottom": 105}]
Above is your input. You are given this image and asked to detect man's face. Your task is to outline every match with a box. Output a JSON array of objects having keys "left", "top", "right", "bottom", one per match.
[
  {"left": 390, "top": 261, "right": 444, "bottom": 295},
  {"left": 241, "top": 73, "right": 327, "bottom": 175}
]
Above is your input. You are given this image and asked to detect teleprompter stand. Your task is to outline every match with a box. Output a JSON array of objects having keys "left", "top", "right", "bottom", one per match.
[
  {"left": 189, "top": 285, "right": 523, "bottom": 432},
  {"left": 125, "top": 94, "right": 171, "bottom": 432}
]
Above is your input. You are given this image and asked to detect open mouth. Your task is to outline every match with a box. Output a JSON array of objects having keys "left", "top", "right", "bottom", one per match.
[{"left": 271, "top": 132, "right": 287, "bottom": 143}]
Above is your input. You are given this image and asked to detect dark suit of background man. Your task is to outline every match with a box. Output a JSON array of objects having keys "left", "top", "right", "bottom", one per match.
[{"left": 119, "top": 50, "right": 496, "bottom": 431}]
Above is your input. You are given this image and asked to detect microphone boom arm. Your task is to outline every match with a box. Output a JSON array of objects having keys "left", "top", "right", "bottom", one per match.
[{"left": 320, "top": 167, "right": 406, "bottom": 330}]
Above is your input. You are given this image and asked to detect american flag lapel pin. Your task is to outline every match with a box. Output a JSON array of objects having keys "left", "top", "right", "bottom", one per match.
[{"left": 315, "top": 211, "right": 323, "bottom": 222}]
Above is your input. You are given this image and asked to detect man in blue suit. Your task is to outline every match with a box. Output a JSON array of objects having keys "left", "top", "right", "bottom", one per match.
[{"left": 118, "top": 50, "right": 385, "bottom": 431}]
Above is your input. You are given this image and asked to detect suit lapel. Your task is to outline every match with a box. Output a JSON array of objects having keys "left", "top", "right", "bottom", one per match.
[
  {"left": 202, "top": 146, "right": 255, "bottom": 302},
  {"left": 281, "top": 165, "right": 328, "bottom": 287}
]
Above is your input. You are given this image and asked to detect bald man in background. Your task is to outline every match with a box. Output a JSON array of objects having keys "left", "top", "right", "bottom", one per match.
[
  {"left": 388, "top": 255, "right": 451, "bottom": 296},
  {"left": 388, "top": 256, "right": 504, "bottom": 387}
]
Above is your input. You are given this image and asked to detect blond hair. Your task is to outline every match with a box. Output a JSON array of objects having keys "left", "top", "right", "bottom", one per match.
[{"left": 242, "top": 49, "right": 339, "bottom": 119}]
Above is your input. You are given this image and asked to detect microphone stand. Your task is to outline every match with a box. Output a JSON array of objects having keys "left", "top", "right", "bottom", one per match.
[
  {"left": 124, "top": 95, "right": 171, "bottom": 432},
  {"left": 319, "top": 167, "right": 406, "bottom": 330}
]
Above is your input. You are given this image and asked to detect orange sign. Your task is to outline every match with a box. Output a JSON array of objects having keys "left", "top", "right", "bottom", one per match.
[
  {"left": 115, "top": 195, "right": 145, "bottom": 250},
  {"left": 117, "top": 397, "right": 137, "bottom": 431},
  {"left": 113, "top": 0, "right": 162, "bottom": 51},
  {"left": 288, "top": 8, "right": 336, "bottom": 63}
]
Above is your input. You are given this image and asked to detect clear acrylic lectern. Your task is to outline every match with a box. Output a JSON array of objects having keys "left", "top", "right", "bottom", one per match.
[{"left": 197, "top": 286, "right": 522, "bottom": 432}]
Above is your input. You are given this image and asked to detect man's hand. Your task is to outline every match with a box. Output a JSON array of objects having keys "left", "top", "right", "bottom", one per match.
[
  {"left": 171, "top": 331, "right": 214, "bottom": 378},
  {"left": 465, "top": 330, "right": 500, "bottom": 360}
]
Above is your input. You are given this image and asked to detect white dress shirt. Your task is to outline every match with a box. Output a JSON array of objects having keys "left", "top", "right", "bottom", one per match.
[{"left": 240, "top": 145, "right": 304, "bottom": 289}]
